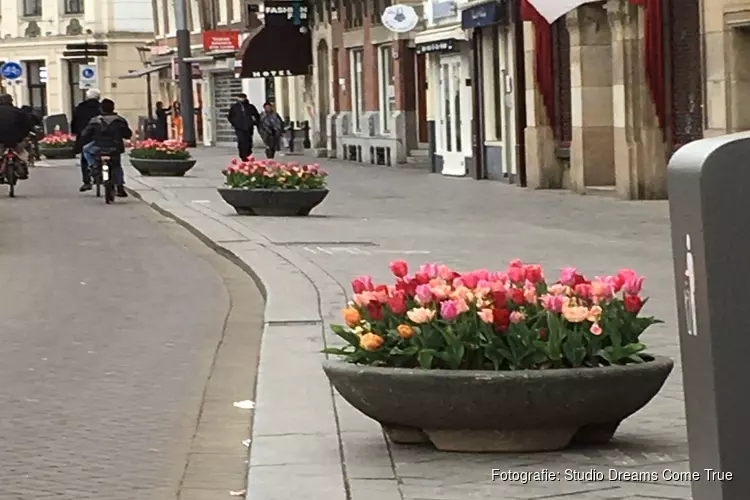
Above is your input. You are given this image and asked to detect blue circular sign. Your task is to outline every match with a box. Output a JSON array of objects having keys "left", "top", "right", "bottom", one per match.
[
  {"left": 1, "top": 62, "right": 23, "bottom": 80},
  {"left": 81, "top": 67, "right": 95, "bottom": 79}
]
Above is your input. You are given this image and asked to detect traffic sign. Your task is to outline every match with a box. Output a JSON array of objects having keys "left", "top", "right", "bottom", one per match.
[
  {"left": 79, "top": 65, "right": 98, "bottom": 89},
  {"left": 0, "top": 61, "right": 23, "bottom": 81}
]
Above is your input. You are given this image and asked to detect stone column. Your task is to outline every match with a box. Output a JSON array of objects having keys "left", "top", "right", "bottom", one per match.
[
  {"left": 607, "top": 0, "right": 667, "bottom": 199},
  {"left": 523, "top": 21, "right": 559, "bottom": 189},
  {"left": 568, "top": 4, "right": 615, "bottom": 192}
]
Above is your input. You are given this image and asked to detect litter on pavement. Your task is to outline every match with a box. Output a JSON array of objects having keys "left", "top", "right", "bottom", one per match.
[{"left": 233, "top": 400, "right": 255, "bottom": 410}]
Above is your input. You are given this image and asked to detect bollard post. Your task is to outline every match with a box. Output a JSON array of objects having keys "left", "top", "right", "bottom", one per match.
[
  {"left": 667, "top": 131, "right": 750, "bottom": 500},
  {"left": 289, "top": 122, "right": 296, "bottom": 153},
  {"left": 303, "top": 120, "right": 311, "bottom": 149}
]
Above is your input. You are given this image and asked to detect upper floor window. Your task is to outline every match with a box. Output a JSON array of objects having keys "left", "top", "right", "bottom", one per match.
[
  {"left": 23, "top": 0, "right": 42, "bottom": 17},
  {"left": 65, "top": 0, "right": 84, "bottom": 14}
]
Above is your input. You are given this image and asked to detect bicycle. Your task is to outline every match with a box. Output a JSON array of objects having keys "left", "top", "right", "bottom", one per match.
[
  {"left": 91, "top": 153, "right": 116, "bottom": 204},
  {"left": 0, "top": 147, "right": 20, "bottom": 197}
]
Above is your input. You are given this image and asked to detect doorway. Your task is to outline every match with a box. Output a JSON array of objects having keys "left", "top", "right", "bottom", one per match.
[
  {"left": 437, "top": 55, "right": 465, "bottom": 176},
  {"left": 317, "top": 39, "right": 330, "bottom": 148}
]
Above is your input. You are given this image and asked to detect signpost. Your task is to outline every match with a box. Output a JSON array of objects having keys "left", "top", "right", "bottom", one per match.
[
  {"left": 1, "top": 61, "right": 23, "bottom": 84},
  {"left": 79, "top": 65, "right": 98, "bottom": 89},
  {"left": 63, "top": 42, "right": 108, "bottom": 64},
  {"left": 668, "top": 132, "right": 750, "bottom": 499}
]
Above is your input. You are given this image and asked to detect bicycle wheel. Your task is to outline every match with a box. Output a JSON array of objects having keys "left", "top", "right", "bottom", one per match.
[
  {"left": 104, "top": 181, "right": 114, "bottom": 204},
  {"left": 7, "top": 161, "right": 16, "bottom": 197}
]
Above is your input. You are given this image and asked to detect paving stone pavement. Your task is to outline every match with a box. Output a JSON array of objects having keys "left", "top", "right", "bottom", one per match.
[
  {"left": 0, "top": 162, "right": 264, "bottom": 499},
  {"left": 125, "top": 148, "right": 695, "bottom": 500}
]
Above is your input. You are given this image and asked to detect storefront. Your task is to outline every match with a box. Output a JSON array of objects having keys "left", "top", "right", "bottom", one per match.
[
  {"left": 416, "top": 0, "right": 473, "bottom": 177},
  {"left": 460, "top": 0, "right": 521, "bottom": 183}
]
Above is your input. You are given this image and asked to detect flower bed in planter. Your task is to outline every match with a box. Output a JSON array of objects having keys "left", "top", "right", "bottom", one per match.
[
  {"left": 128, "top": 139, "right": 195, "bottom": 176},
  {"left": 323, "top": 261, "right": 673, "bottom": 452},
  {"left": 218, "top": 157, "right": 328, "bottom": 216},
  {"left": 39, "top": 132, "right": 76, "bottom": 159}
]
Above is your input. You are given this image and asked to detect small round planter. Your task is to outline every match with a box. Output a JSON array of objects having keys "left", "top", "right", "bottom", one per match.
[
  {"left": 217, "top": 187, "right": 328, "bottom": 216},
  {"left": 130, "top": 157, "right": 197, "bottom": 176},
  {"left": 40, "top": 146, "right": 75, "bottom": 159},
  {"left": 322, "top": 356, "right": 673, "bottom": 453}
]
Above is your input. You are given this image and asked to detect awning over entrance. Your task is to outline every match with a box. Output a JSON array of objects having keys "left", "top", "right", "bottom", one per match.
[
  {"left": 119, "top": 64, "right": 170, "bottom": 79},
  {"left": 237, "top": 1, "right": 312, "bottom": 79},
  {"left": 413, "top": 25, "right": 467, "bottom": 47}
]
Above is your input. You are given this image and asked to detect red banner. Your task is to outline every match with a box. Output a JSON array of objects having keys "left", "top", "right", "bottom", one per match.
[{"left": 202, "top": 31, "right": 240, "bottom": 52}]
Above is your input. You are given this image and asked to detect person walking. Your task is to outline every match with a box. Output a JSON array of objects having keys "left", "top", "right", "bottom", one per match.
[
  {"left": 227, "top": 93, "right": 260, "bottom": 160},
  {"left": 258, "top": 101, "right": 284, "bottom": 159},
  {"left": 71, "top": 88, "right": 101, "bottom": 192},
  {"left": 154, "top": 101, "right": 170, "bottom": 141}
]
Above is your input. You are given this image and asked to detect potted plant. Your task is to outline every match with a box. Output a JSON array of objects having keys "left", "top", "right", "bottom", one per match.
[
  {"left": 323, "top": 260, "right": 673, "bottom": 453},
  {"left": 218, "top": 156, "right": 329, "bottom": 216},
  {"left": 39, "top": 132, "right": 76, "bottom": 159},
  {"left": 128, "top": 139, "right": 195, "bottom": 176}
]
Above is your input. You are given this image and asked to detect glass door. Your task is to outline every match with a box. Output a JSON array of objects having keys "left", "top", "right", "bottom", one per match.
[{"left": 438, "top": 55, "right": 465, "bottom": 176}]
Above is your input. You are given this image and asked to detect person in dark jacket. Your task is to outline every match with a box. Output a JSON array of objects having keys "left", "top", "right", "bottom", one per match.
[
  {"left": 227, "top": 93, "right": 260, "bottom": 160},
  {"left": 80, "top": 98, "right": 133, "bottom": 198},
  {"left": 0, "top": 94, "right": 32, "bottom": 179},
  {"left": 257, "top": 102, "right": 284, "bottom": 159},
  {"left": 154, "top": 101, "right": 170, "bottom": 141},
  {"left": 71, "top": 88, "right": 101, "bottom": 191}
]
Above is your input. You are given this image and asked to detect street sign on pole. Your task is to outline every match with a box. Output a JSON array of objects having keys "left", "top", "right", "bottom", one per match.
[
  {"left": 63, "top": 42, "right": 108, "bottom": 61},
  {"left": 79, "top": 65, "right": 98, "bottom": 89},
  {"left": 0, "top": 61, "right": 23, "bottom": 83},
  {"left": 668, "top": 132, "right": 750, "bottom": 500}
]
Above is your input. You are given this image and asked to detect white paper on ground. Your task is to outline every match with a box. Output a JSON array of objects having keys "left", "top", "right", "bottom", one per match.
[{"left": 233, "top": 400, "right": 255, "bottom": 410}]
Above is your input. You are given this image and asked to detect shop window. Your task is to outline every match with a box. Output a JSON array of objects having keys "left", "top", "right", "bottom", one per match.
[
  {"left": 25, "top": 60, "right": 47, "bottom": 116},
  {"left": 551, "top": 19, "right": 572, "bottom": 146},
  {"left": 377, "top": 45, "right": 394, "bottom": 134},
  {"left": 349, "top": 49, "right": 364, "bottom": 131},
  {"left": 23, "top": 0, "right": 42, "bottom": 16},
  {"left": 67, "top": 61, "right": 87, "bottom": 115},
  {"left": 64, "top": 0, "right": 83, "bottom": 14}
]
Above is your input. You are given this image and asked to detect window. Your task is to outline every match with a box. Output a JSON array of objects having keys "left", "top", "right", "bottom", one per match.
[
  {"left": 23, "top": 0, "right": 42, "bottom": 16},
  {"left": 349, "top": 49, "right": 364, "bottom": 132},
  {"left": 551, "top": 19, "right": 571, "bottom": 145},
  {"left": 377, "top": 45, "right": 395, "bottom": 134},
  {"left": 67, "top": 61, "right": 86, "bottom": 116},
  {"left": 25, "top": 60, "right": 47, "bottom": 116},
  {"left": 64, "top": 0, "right": 84, "bottom": 14},
  {"left": 265, "top": 76, "right": 275, "bottom": 103}
]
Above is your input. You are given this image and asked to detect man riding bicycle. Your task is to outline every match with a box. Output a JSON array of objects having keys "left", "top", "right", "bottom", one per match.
[
  {"left": 80, "top": 98, "right": 132, "bottom": 198},
  {"left": 0, "top": 94, "right": 32, "bottom": 179},
  {"left": 20, "top": 105, "right": 43, "bottom": 161}
]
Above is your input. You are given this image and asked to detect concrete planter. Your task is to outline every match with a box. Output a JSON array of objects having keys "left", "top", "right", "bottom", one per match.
[
  {"left": 217, "top": 188, "right": 328, "bottom": 216},
  {"left": 40, "top": 146, "right": 75, "bottom": 159},
  {"left": 129, "top": 157, "right": 196, "bottom": 176},
  {"left": 322, "top": 356, "right": 673, "bottom": 453}
]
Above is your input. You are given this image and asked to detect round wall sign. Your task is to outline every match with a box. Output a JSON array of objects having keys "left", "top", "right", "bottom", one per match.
[{"left": 381, "top": 4, "right": 419, "bottom": 33}]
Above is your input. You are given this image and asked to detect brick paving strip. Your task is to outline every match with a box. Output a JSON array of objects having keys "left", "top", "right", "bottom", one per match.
[{"left": 125, "top": 148, "right": 693, "bottom": 500}]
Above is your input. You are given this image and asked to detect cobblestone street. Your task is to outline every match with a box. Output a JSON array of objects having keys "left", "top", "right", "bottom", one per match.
[
  {"left": 125, "top": 148, "right": 691, "bottom": 500},
  {"left": 0, "top": 162, "right": 264, "bottom": 499}
]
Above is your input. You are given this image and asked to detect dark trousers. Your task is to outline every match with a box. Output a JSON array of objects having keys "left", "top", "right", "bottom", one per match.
[
  {"left": 236, "top": 129, "right": 253, "bottom": 160},
  {"left": 265, "top": 134, "right": 280, "bottom": 159},
  {"left": 80, "top": 155, "right": 90, "bottom": 184}
]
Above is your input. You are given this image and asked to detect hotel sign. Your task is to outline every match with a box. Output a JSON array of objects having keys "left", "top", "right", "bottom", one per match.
[
  {"left": 460, "top": 1, "right": 507, "bottom": 29},
  {"left": 416, "top": 39, "right": 458, "bottom": 54}
]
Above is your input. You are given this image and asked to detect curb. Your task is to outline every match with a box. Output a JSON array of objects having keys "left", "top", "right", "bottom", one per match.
[{"left": 123, "top": 177, "right": 403, "bottom": 500}]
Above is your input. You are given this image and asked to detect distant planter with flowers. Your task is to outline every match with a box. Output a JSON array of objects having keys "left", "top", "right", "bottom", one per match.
[
  {"left": 128, "top": 139, "right": 195, "bottom": 176},
  {"left": 218, "top": 156, "right": 328, "bottom": 216},
  {"left": 322, "top": 260, "right": 673, "bottom": 453},
  {"left": 39, "top": 132, "right": 76, "bottom": 159}
]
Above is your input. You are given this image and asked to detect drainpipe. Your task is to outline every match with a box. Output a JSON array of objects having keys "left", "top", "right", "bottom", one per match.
[{"left": 512, "top": 0, "right": 527, "bottom": 187}]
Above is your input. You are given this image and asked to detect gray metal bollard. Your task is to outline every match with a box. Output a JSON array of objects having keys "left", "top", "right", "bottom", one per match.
[{"left": 668, "top": 132, "right": 749, "bottom": 499}]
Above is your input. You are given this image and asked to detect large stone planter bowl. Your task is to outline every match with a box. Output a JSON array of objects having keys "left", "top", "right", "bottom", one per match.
[
  {"left": 217, "top": 187, "right": 328, "bottom": 216},
  {"left": 323, "top": 356, "right": 673, "bottom": 453},
  {"left": 130, "top": 157, "right": 196, "bottom": 176},
  {"left": 40, "top": 146, "right": 75, "bottom": 159}
]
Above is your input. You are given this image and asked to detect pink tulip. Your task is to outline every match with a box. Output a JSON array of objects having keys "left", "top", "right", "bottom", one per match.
[
  {"left": 419, "top": 263, "right": 439, "bottom": 279},
  {"left": 540, "top": 294, "right": 566, "bottom": 313},
  {"left": 559, "top": 267, "right": 578, "bottom": 286},
  {"left": 507, "top": 266, "right": 526, "bottom": 283},
  {"left": 510, "top": 311, "right": 526, "bottom": 324},
  {"left": 623, "top": 275, "right": 645, "bottom": 295},
  {"left": 478, "top": 308, "right": 494, "bottom": 324},
  {"left": 440, "top": 300, "right": 461, "bottom": 320},
  {"left": 415, "top": 284, "right": 433, "bottom": 304}
]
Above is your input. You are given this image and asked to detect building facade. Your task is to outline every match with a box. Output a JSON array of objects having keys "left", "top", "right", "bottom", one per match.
[
  {"left": 0, "top": 0, "right": 154, "bottom": 126},
  {"left": 148, "top": 0, "right": 310, "bottom": 147},
  {"left": 306, "top": 0, "right": 429, "bottom": 166}
]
